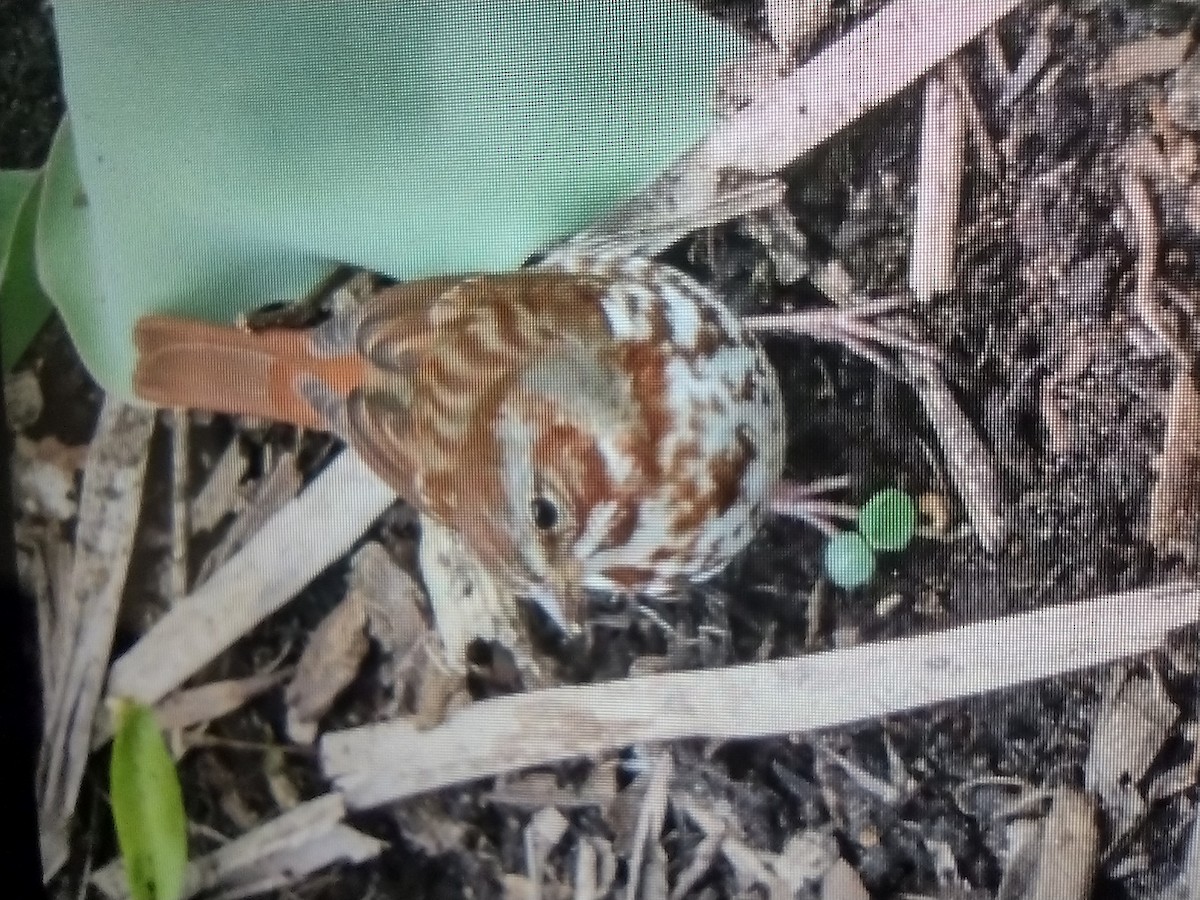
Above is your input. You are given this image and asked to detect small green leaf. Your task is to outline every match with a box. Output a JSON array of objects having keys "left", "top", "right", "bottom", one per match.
[
  {"left": 823, "top": 531, "right": 876, "bottom": 589},
  {"left": 110, "top": 699, "right": 188, "bottom": 900},
  {"left": 0, "top": 168, "right": 53, "bottom": 369},
  {"left": 858, "top": 488, "right": 917, "bottom": 552}
]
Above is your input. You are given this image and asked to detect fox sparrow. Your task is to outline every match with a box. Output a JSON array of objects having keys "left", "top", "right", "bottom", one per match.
[{"left": 133, "top": 251, "right": 787, "bottom": 623}]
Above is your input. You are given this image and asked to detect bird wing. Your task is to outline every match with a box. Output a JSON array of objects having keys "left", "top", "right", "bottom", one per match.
[{"left": 342, "top": 271, "right": 613, "bottom": 533}]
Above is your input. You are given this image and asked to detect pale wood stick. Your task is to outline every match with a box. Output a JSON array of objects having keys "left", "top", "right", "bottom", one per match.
[
  {"left": 322, "top": 581, "right": 1200, "bottom": 809},
  {"left": 38, "top": 400, "right": 155, "bottom": 877}
]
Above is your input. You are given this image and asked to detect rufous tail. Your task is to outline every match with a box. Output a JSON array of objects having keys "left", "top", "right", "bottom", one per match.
[{"left": 133, "top": 316, "right": 367, "bottom": 430}]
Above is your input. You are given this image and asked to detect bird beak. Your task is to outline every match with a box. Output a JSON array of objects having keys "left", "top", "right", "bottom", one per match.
[{"left": 527, "top": 570, "right": 586, "bottom": 634}]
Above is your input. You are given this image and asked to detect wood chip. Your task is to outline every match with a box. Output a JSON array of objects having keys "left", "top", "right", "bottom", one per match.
[
  {"left": 903, "top": 352, "right": 1009, "bottom": 552},
  {"left": 1096, "top": 31, "right": 1192, "bottom": 88},
  {"left": 998, "top": 789, "right": 1099, "bottom": 900},
  {"left": 1146, "top": 721, "right": 1200, "bottom": 803},
  {"left": 5, "top": 369, "right": 43, "bottom": 428},
  {"left": 1147, "top": 366, "right": 1200, "bottom": 560},
  {"left": 349, "top": 541, "right": 442, "bottom": 718},
  {"left": 736, "top": 203, "right": 814, "bottom": 285},
  {"left": 168, "top": 407, "right": 190, "bottom": 598},
  {"left": 996, "top": 5, "right": 1056, "bottom": 107},
  {"left": 154, "top": 669, "right": 291, "bottom": 732},
  {"left": 352, "top": 541, "right": 428, "bottom": 657},
  {"left": 523, "top": 806, "right": 570, "bottom": 899},
  {"left": 765, "top": 0, "right": 830, "bottom": 54},
  {"left": 391, "top": 798, "right": 469, "bottom": 857},
  {"left": 1121, "top": 172, "right": 1200, "bottom": 557},
  {"left": 1124, "top": 173, "right": 1172, "bottom": 350},
  {"left": 285, "top": 593, "right": 370, "bottom": 743},
  {"left": 263, "top": 747, "right": 302, "bottom": 812},
  {"left": 488, "top": 762, "right": 619, "bottom": 811},
  {"left": 574, "top": 838, "right": 600, "bottom": 900},
  {"left": 668, "top": 825, "right": 723, "bottom": 900},
  {"left": 910, "top": 72, "right": 966, "bottom": 302},
  {"left": 1167, "top": 48, "right": 1200, "bottom": 131},
  {"left": 625, "top": 754, "right": 672, "bottom": 900},
  {"left": 191, "top": 437, "right": 247, "bottom": 534},
  {"left": 502, "top": 874, "right": 536, "bottom": 900},
  {"left": 1166, "top": 813, "right": 1200, "bottom": 900},
  {"left": 22, "top": 527, "right": 74, "bottom": 732},
  {"left": 38, "top": 398, "right": 155, "bottom": 879},
  {"left": 1084, "top": 668, "right": 1178, "bottom": 841},
  {"left": 820, "top": 858, "right": 870, "bottom": 900},
  {"left": 418, "top": 513, "right": 540, "bottom": 676},
  {"left": 13, "top": 434, "right": 85, "bottom": 521},
  {"left": 777, "top": 832, "right": 840, "bottom": 893}
]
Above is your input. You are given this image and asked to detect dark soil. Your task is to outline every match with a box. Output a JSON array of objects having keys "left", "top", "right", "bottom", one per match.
[{"left": 10, "top": 1, "right": 1200, "bottom": 898}]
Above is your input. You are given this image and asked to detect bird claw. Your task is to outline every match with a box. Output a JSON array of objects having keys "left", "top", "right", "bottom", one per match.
[
  {"left": 741, "top": 296, "right": 937, "bottom": 377},
  {"left": 767, "top": 477, "right": 859, "bottom": 534}
]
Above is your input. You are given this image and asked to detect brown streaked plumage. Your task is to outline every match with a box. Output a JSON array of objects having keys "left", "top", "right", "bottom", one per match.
[{"left": 133, "top": 252, "right": 787, "bottom": 624}]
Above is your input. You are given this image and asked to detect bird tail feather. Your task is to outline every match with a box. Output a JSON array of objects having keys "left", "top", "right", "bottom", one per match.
[{"left": 132, "top": 316, "right": 366, "bottom": 430}]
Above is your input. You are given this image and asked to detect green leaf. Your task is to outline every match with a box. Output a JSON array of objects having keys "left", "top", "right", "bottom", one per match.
[
  {"left": 823, "top": 531, "right": 876, "bottom": 589},
  {"left": 0, "top": 169, "right": 37, "bottom": 263},
  {"left": 0, "top": 168, "right": 53, "bottom": 369},
  {"left": 858, "top": 488, "right": 917, "bottom": 552},
  {"left": 50, "top": 1, "right": 746, "bottom": 397},
  {"left": 109, "top": 699, "right": 188, "bottom": 900},
  {"left": 35, "top": 118, "right": 111, "bottom": 379}
]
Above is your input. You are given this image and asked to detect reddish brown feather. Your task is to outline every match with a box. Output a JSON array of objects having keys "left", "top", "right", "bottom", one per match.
[
  {"left": 133, "top": 315, "right": 367, "bottom": 430},
  {"left": 129, "top": 259, "right": 785, "bottom": 621}
]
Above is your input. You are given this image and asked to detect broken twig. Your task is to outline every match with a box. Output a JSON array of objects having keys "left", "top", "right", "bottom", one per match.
[
  {"left": 37, "top": 399, "right": 155, "bottom": 878},
  {"left": 322, "top": 581, "right": 1200, "bottom": 808}
]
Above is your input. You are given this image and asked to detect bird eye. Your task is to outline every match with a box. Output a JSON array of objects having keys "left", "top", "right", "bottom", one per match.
[{"left": 531, "top": 496, "right": 560, "bottom": 531}]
